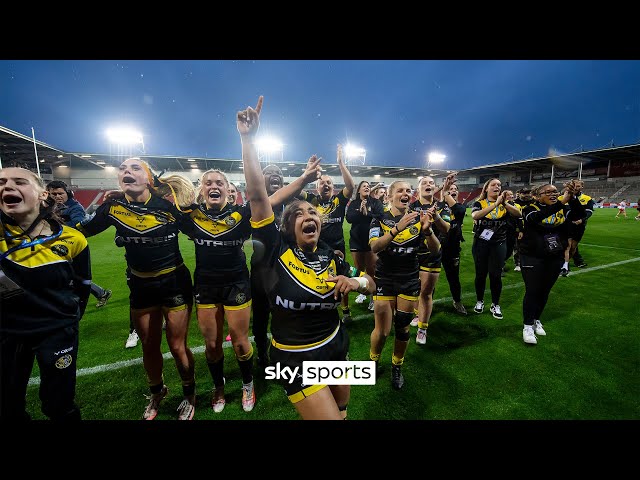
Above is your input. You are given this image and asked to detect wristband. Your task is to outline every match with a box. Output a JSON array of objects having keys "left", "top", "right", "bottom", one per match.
[
  {"left": 390, "top": 227, "right": 398, "bottom": 237},
  {"left": 424, "top": 228, "right": 433, "bottom": 236},
  {"left": 355, "top": 276, "right": 369, "bottom": 294}
]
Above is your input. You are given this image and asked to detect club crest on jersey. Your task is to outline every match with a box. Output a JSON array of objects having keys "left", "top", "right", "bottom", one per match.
[
  {"left": 155, "top": 214, "right": 168, "bottom": 223},
  {"left": 51, "top": 244, "right": 68, "bottom": 257},
  {"left": 409, "top": 225, "right": 419, "bottom": 235},
  {"left": 225, "top": 216, "right": 237, "bottom": 226},
  {"left": 328, "top": 266, "right": 336, "bottom": 277},
  {"left": 55, "top": 354, "right": 72, "bottom": 369}
]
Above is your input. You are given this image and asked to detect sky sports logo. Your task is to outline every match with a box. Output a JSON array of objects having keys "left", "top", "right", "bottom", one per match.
[{"left": 264, "top": 361, "right": 376, "bottom": 385}]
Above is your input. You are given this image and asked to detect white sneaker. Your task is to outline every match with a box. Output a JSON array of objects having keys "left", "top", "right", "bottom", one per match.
[
  {"left": 523, "top": 325, "right": 537, "bottom": 344},
  {"left": 534, "top": 320, "right": 546, "bottom": 336},
  {"left": 242, "top": 380, "right": 256, "bottom": 412},
  {"left": 355, "top": 293, "right": 367, "bottom": 304},
  {"left": 368, "top": 299, "right": 375, "bottom": 311},
  {"left": 490, "top": 304, "right": 503, "bottom": 319},
  {"left": 474, "top": 301, "right": 484, "bottom": 314},
  {"left": 211, "top": 378, "right": 226, "bottom": 413},
  {"left": 410, "top": 317, "right": 419, "bottom": 327},
  {"left": 514, "top": 265, "right": 521, "bottom": 272},
  {"left": 125, "top": 330, "right": 139, "bottom": 348},
  {"left": 416, "top": 328, "right": 427, "bottom": 345}
]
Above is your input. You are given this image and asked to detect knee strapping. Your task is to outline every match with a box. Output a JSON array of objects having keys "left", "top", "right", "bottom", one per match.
[
  {"left": 236, "top": 345, "right": 254, "bottom": 362},
  {"left": 394, "top": 310, "right": 414, "bottom": 330}
]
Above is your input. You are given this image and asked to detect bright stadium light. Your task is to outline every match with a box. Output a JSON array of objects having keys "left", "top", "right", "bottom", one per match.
[
  {"left": 256, "top": 136, "right": 284, "bottom": 163},
  {"left": 344, "top": 144, "right": 366, "bottom": 166},
  {"left": 106, "top": 126, "right": 145, "bottom": 162},
  {"left": 106, "top": 127, "right": 144, "bottom": 147},
  {"left": 427, "top": 151, "right": 446, "bottom": 169}
]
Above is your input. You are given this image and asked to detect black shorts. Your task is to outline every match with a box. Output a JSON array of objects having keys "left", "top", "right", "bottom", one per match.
[
  {"left": 568, "top": 223, "right": 586, "bottom": 242},
  {"left": 127, "top": 264, "right": 193, "bottom": 312},
  {"left": 373, "top": 274, "right": 420, "bottom": 301},
  {"left": 194, "top": 273, "right": 251, "bottom": 310},
  {"left": 418, "top": 250, "right": 443, "bottom": 272},
  {"left": 349, "top": 233, "right": 371, "bottom": 253},
  {"left": 270, "top": 323, "right": 349, "bottom": 403}
]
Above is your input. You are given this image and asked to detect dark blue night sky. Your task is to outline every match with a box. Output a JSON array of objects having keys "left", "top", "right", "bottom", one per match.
[{"left": 1, "top": 60, "right": 639, "bottom": 170}]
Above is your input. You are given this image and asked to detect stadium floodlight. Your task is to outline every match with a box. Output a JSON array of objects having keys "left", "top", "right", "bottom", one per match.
[
  {"left": 106, "top": 127, "right": 145, "bottom": 161},
  {"left": 255, "top": 136, "right": 283, "bottom": 163},
  {"left": 427, "top": 152, "right": 446, "bottom": 169},
  {"left": 344, "top": 144, "right": 366, "bottom": 166},
  {"left": 106, "top": 127, "right": 144, "bottom": 147}
]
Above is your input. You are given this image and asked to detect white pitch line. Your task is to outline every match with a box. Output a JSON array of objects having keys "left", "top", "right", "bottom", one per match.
[
  {"left": 28, "top": 337, "right": 256, "bottom": 387},
  {"left": 579, "top": 243, "right": 640, "bottom": 251},
  {"left": 28, "top": 256, "right": 640, "bottom": 386}
]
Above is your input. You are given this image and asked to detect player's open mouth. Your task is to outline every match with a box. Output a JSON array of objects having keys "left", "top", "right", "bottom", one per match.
[
  {"left": 302, "top": 223, "right": 317, "bottom": 235},
  {"left": 122, "top": 176, "right": 136, "bottom": 184},
  {"left": 2, "top": 193, "right": 22, "bottom": 206}
]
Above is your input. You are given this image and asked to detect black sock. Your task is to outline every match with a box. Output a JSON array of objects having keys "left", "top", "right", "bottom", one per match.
[
  {"left": 207, "top": 356, "right": 225, "bottom": 389},
  {"left": 150, "top": 383, "right": 164, "bottom": 395},
  {"left": 182, "top": 382, "right": 195, "bottom": 397},
  {"left": 237, "top": 348, "right": 254, "bottom": 384}
]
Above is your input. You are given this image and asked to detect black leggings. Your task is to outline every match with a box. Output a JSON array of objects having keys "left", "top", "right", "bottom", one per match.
[
  {"left": 441, "top": 244, "right": 462, "bottom": 303},
  {"left": 472, "top": 239, "right": 506, "bottom": 305},
  {"left": 0, "top": 325, "right": 81, "bottom": 421},
  {"left": 250, "top": 265, "right": 273, "bottom": 357},
  {"left": 520, "top": 254, "right": 563, "bottom": 325}
]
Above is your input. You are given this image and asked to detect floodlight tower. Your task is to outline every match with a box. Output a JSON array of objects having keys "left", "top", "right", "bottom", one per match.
[
  {"left": 344, "top": 144, "right": 366, "bottom": 166},
  {"left": 255, "top": 136, "right": 284, "bottom": 166},
  {"left": 106, "top": 127, "right": 145, "bottom": 163},
  {"left": 426, "top": 151, "right": 446, "bottom": 170}
]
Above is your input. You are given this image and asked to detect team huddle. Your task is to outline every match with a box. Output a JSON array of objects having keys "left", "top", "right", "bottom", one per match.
[{"left": 0, "top": 96, "right": 600, "bottom": 421}]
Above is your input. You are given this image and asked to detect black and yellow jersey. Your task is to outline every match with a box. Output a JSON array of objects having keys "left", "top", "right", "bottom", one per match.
[
  {"left": 514, "top": 198, "right": 535, "bottom": 232},
  {"left": 345, "top": 196, "right": 385, "bottom": 245},
  {"left": 369, "top": 210, "right": 425, "bottom": 280},
  {"left": 445, "top": 203, "right": 467, "bottom": 247},
  {"left": 1, "top": 215, "right": 91, "bottom": 335},
  {"left": 520, "top": 198, "right": 584, "bottom": 258},
  {"left": 76, "top": 195, "right": 185, "bottom": 276},
  {"left": 409, "top": 198, "right": 451, "bottom": 249},
  {"left": 251, "top": 215, "right": 356, "bottom": 349},
  {"left": 303, "top": 191, "right": 349, "bottom": 249},
  {"left": 472, "top": 199, "right": 510, "bottom": 243},
  {"left": 559, "top": 193, "right": 595, "bottom": 223},
  {"left": 180, "top": 202, "right": 251, "bottom": 280}
]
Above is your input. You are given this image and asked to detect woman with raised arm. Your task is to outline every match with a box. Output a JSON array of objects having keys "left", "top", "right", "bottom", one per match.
[
  {"left": 438, "top": 174, "right": 468, "bottom": 315},
  {"left": 181, "top": 160, "right": 322, "bottom": 414},
  {"left": 346, "top": 181, "right": 384, "bottom": 311},
  {"left": 519, "top": 180, "right": 584, "bottom": 344},
  {"left": 1, "top": 167, "right": 91, "bottom": 421},
  {"left": 76, "top": 158, "right": 197, "bottom": 421},
  {"left": 368, "top": 180, "right": 440, "bottom": 390},
  {"left": 239, "top": 96, "right": 374, "bottom": 420},
  {"left": 470, "top": 178, "right": 522, "bottom": 320}
]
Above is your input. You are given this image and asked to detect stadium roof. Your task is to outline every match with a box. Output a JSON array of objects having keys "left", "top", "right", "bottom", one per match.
[{"left": 2, "top": 124, "right": 639, "bottom": 180}]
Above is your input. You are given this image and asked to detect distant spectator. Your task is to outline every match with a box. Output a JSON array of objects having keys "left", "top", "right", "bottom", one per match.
[
  {"left": 46, "top": 181, "right": 112, "bottom": 309},
  {"left": 615, "top": 199, "right": 627, "bottom": 218}
]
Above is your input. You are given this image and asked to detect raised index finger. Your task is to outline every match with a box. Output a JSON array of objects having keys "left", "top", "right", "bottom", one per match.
[{"left": 255, "top": 96, "right": 264, "bottom": 115}]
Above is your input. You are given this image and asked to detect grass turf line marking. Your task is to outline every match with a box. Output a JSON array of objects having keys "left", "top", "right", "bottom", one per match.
[{"left": 28, "top": 257, "right": 639, "bottom": 386}]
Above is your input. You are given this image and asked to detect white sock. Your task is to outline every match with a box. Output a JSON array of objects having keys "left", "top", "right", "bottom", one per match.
[{"left": 563, "top": 261, "right": 569, "bottom": 269}]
